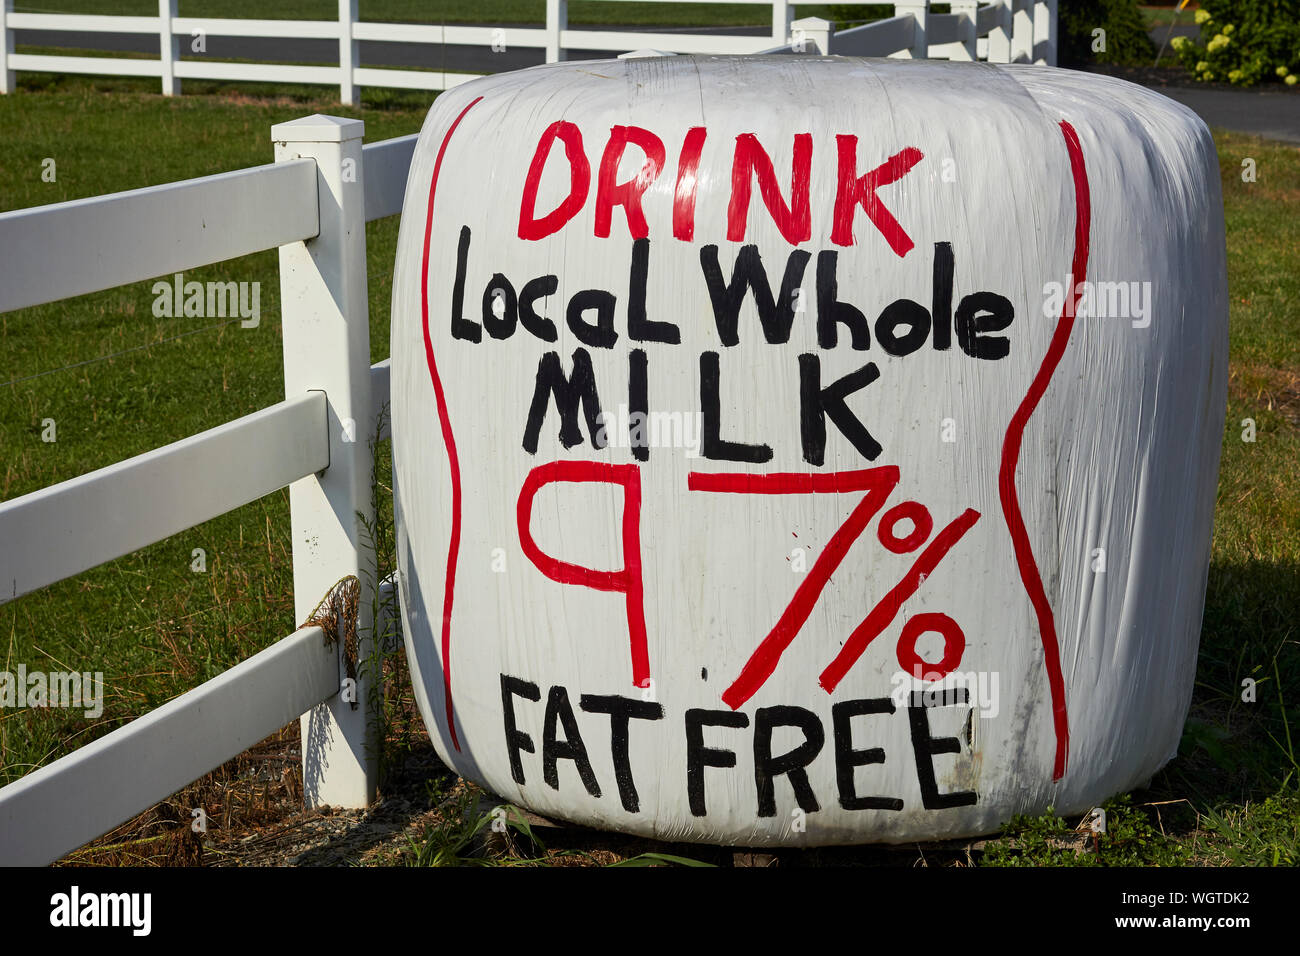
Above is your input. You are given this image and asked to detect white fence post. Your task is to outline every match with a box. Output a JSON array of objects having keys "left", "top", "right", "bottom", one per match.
[
  {"left": 272, "top": 115, "right": 377, "bottom": 809},
  {"left": 1034, "top": 0, "right": 1058, "bottom": 66},
  {"left": 339, "top": 0, "right": 359, "bottom": 105},
  {"left": 159, "top": 0, "right": 180, "bottom": 96},
  {"left": 892, "top": 1, "right": 928, "bottom": 59},
  {"left": 546, "top": 0, "right": 567, "bottom": 62},
  {"left": 772, "top": 0, "right": 793, "bottom": 49},
  {"left": 1010, "top": 0, "right": 1034, "bottom": 62},
  {"left": 951, "top": 0, "right": 977, "bottom": 61},
  {"left": 791, "top": 16, "right": 831, "bottom": 55},
  {"left": 987, "top": 0, "right": 1012, "bottom": 62},
  {"left": 1, "top": 0, "right": 13, "bottom": 95}
]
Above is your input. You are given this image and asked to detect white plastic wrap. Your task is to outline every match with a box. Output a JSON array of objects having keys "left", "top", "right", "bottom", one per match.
[{"left": 389, "top": 55, "right": 1228, "bottom": 845}]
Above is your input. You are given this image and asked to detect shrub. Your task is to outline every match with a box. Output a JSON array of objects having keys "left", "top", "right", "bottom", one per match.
[
  {"left": 1059, "top": 0, "right": 1158, "bottom": 68},
  {"left": 1172, "top": 1, "right": 1300, "bottom": 86}
]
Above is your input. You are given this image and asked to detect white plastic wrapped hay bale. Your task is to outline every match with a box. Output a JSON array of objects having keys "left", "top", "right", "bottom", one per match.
[{"left": 388, "top": 55, "right": 1227, "bottom": 845}]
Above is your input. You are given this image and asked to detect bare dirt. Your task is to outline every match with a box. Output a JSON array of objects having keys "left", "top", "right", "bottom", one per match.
[{"left": 53, "top": 718, "right": 999, "bottom": 867}]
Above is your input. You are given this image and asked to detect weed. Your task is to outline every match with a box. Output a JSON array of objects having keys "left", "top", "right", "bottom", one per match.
[{"left": 980, "top": 795, "right": 1191, "bottom": 867}]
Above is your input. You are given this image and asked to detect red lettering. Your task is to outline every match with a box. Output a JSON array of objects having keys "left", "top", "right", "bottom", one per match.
[
  {"left": 831, "top": 137, "right": 923, "bottom": 256},
  {"left": 895, "top": 613, "right": 966, "bottom": 681},
  {"left": 819, "top": 508, "right": 980, "bottom": 693},
  {"left": 687, "top": 468, "right": 900, "bottom": 710},
  {"left": 594, "top": 125, "right": 666, "bottom": 240},
  {"left": 727, "top": 133, "right": 812, "bottom": 245},
  {"left": 518, "top": 121, "right": 591, "bottom": 241},
  {"left": 517, "top": 461, "right": 649, "bottom": 688},
  {"left": 673, "top": 126, "right": 708, "bottom": 241}
]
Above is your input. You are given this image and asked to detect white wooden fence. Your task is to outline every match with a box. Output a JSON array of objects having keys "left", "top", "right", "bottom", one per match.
[
  {"left": 0, "top": 1, "right": 1058, "bottom": 103},
  {"left": 0, "top": 115, "right": 418, "bottom": 865}
]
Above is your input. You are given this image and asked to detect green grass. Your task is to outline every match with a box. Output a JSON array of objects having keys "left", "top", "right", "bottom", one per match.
[
  {"left": 12, "top": 0, "right": 895, "bottom": 28},
  {"left": 1140, "top": 4, "right": 1200, "bottom": 29},
  {"left": 0, "top": 74, "right": 1297, "bottom": 865},
  {"left": 1198, "top": 134, "right": 1300, "bottom": 827}
]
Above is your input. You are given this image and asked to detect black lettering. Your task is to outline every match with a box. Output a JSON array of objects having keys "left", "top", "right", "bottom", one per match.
[
  {"left": 519, "top": 275, "right": 559, "bottom": 342},
  {"left": 956, "top": 291, "right": 1014, "bottom": 360},
  {"left": 700, "top": 244, "right": 809, "bottom": 346},
  {"left": 500, "top": 674, "right": 540, "bottom": 786},
  {"left": 908, "top": 688, "right": 978, "bottom": 809},
  {"left": 482, "top": 273, "right": 517, "bottom": 339},
  {"left": 629, "top": 348, "right": 648, "bottom": 463},
  {"left": 685, "top": 708, "right": 749, "bottom": 817},
  {"left": 567, "top": 288, "right": 618, "bottom": 349},
  {"left": 543, "top": 685, "right": 601, "bottom": 798},
  {"left": 816, "top": 250, "right": 870, "bottom": 350},
  {"left": 832, "top": 698, "right": 904, "bottom": 811},
  {"left": 580, "top": 694, "right": 664, "bottom": 813},
  {"left": 450, "top": 225, "right": 482, "bottom": 342},
  {"left": 799, "top": 353, "right": 882, "bottom": 465},
  {"left": 628, "top": 238, "right": 679, "bottom": 344},
  {"left": 522, "top": 349, "right": 605, "bottom": 454},
  {"left": 875, "top": 299, "right": 931, "bottom": 356},
  {"left": 754, "top": 705, "right": 824, "bottom": 817},
  {"left": 701, "top": 351, "right": 773, "bottom": 463},
  {"left": 932, "top": 242, "right": 954, "bottom": 350}
]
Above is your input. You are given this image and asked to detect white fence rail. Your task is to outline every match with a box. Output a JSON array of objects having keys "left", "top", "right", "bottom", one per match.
[
  {"left": 0, "top": 392, "right": 329, "bottom": 604},
  {"left": 0, "top": 159, "right": 318, "bottom": 314},
  {"left": 0, "top": 625, "right": 337, "bottom": 866},
  {"left": 0, "top": 117, "right": 416, "bottom": 865},
  {"left": 0, "top": 0, "right": 1058, "bottom": 103}
]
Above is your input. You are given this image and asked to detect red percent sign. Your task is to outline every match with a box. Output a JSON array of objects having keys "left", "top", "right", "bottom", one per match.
[{"left": 686, "top": 468, "right": 980, "bottom": 710}]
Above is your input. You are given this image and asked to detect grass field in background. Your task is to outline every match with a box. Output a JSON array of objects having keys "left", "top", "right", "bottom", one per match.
[
  {"left": 4, "top": 2, "right": 1203, "bottom": 32},
  {"left": 1140, "top": 4, "right": 1200, "bottom": 29},
  {"left": 11, "top": 0, "right": 897, "bottom": 27},
  {"left": 0, "top": 70, "right": 1297, "bottom": 865},
  {"left": 8, "top": 2, "right": 1193, "bottom": 29}
]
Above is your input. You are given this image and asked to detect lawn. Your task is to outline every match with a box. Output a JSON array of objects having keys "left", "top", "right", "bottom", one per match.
[
  {"left": 11, "top": 0, "right": 897, "bottom": 28},
  {"left": 1140, "top": 4, "right": 1201, "bottom": 29},
  {"left": 0, "top": 69, "right": 1296, "bottom": 865}
]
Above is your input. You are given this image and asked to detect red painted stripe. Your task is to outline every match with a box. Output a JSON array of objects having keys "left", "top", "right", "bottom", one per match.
[
  {"left": 688, "top": 467, "right": 897, "bottom": 496},
  {"left": 420, "top": 95, "right": 483, "bottom": 752},
  {"left": 818, "top": 508, "right": 981, "bottom": 693},
  {"left": 998, "top": 120, "right": 1091, "bottom": 781}
]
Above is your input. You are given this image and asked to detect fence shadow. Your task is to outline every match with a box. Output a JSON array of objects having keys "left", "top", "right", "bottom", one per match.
[{"left": 1164, "top": 556, "right": 1300, "bottom": 803}]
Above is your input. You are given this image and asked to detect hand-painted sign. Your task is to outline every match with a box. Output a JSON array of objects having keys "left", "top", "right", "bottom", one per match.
[{"left": 391, "top": 56, "right": 1228, "bottom": 844}]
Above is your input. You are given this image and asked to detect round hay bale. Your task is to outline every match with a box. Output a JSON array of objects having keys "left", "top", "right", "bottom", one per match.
[{"left": 389, "top": 55, "right": 1227, "bottom": 845}]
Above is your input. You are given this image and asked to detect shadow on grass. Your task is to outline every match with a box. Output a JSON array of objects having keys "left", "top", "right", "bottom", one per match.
[{"left": 1156, "top": 558, "right": 1300, "bottom": 807}]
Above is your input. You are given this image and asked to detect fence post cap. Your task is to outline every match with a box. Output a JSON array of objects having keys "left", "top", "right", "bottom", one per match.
[
  {"left": 272, "top": 114, "right": 365, "bottom": 144},
  {"left": 791, "top": 16, "right": 831, "bottom": 30}
]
